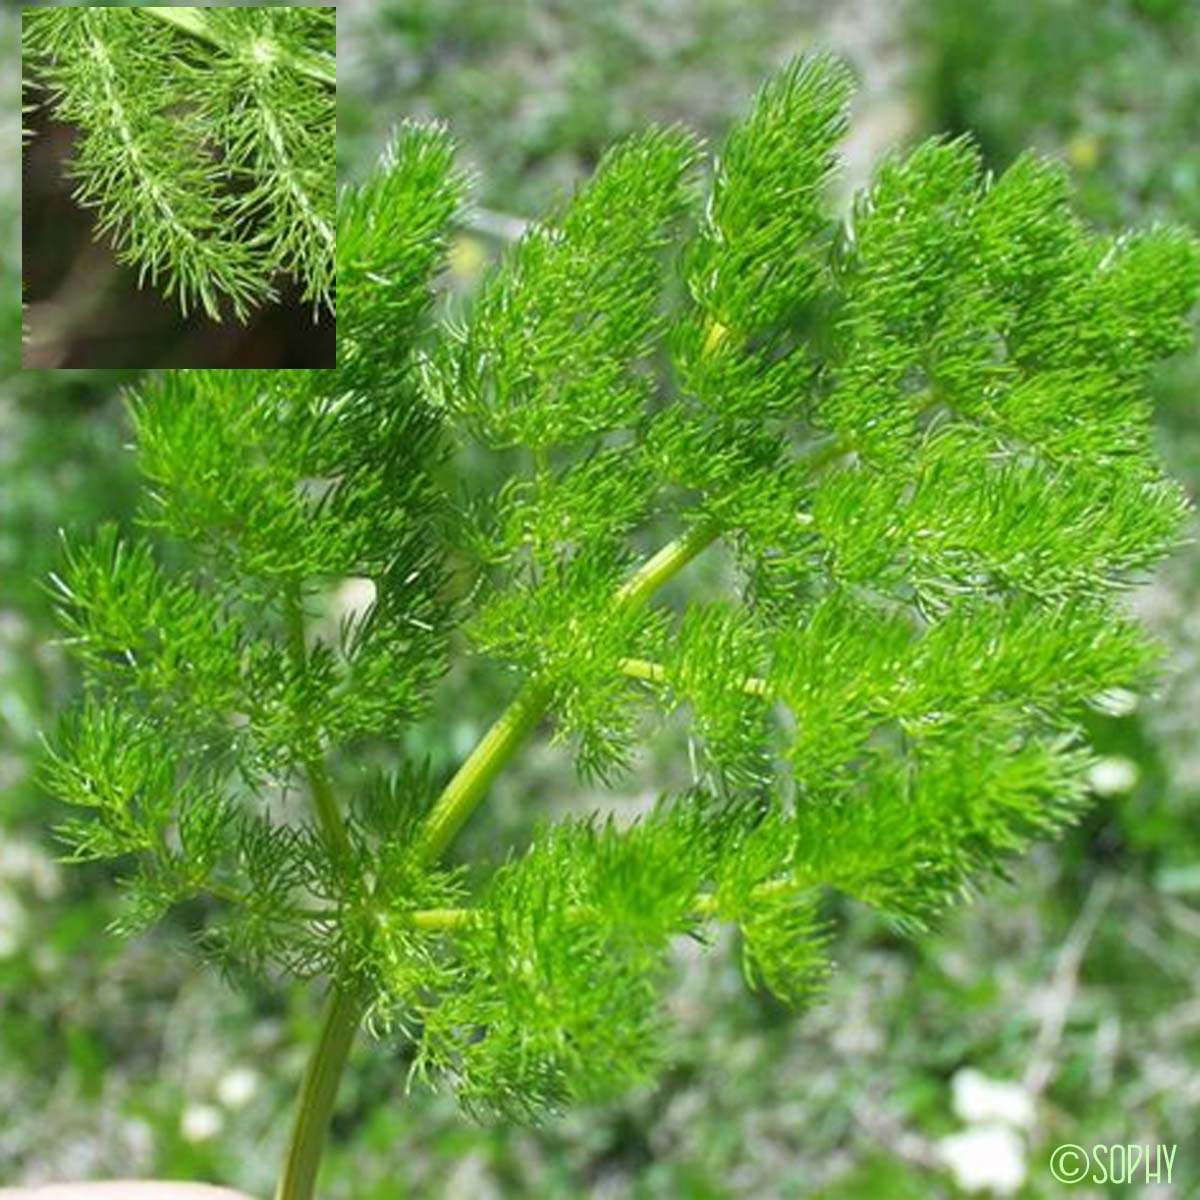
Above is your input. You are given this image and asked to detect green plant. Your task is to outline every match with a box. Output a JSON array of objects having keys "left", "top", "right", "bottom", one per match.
[
  {"left": 22, "top": 5, "right": 336, "bottom": 321},
  {"left": 43, "top": 53, "right": 1199, "bottom": 1199},
  {"left": 910, "top": 0, "right": 1200, "bottom": 882}
]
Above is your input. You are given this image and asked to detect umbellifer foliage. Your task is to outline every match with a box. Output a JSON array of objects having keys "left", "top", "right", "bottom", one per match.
[
  {"left": 22, "top": 5, "right": 335, "bottom": 320},
  {"left": 45, "top": 51, "right": 1199, "bottom": 1155}
]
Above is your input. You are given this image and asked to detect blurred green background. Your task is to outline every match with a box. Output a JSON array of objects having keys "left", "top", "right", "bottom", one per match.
[{"left": 2, "top": 1, "right": 1198, "bottom": 1196}]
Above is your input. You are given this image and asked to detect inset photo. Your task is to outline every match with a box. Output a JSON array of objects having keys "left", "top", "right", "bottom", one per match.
[{"left": 21, "top": 5, "right": 336, "bottom": 368}]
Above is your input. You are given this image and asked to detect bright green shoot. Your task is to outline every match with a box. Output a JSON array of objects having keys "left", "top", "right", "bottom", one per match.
[
  {"left": 22, "top": 6, "right": 335, "bottom": 321},
  {"left": 43, "top": 54, "right": 1199, "bottom": 1199}
]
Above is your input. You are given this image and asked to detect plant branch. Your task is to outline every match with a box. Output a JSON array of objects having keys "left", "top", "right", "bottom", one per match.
[
  {"left": 414, "top": 677, "right": 555, "bottom": 866},
  {"left": 399, "top": 875, "right": 802, "bottom": 931},
  {"left": 615, "top": 520, "right": 721, "bottom": 607},
  {"left": 414, "top": 521, "right": 722, "bottom": 866},
  {"left": 273, "top": 587, "right": 362, "bottom": 1200},
  {"left": 140, "top": 6, "right": 337, "bottom": 88},
  {"left": 276, "top": 446, "right": 842, "bottom": 1191},
  {"left": 274, "top": 986, "right": 363, "bottom": 1200}
]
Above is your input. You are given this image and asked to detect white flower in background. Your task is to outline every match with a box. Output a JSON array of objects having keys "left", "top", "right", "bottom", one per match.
[
  {"left": 937, "top": 1125, "right": 1027, "bottom": 1195},
  {"left": 951, "top": 1068, "right": 1034, "bottom": 1129},
  {"left": 0, "top": 836, "right": 63, "bottom": 899},
  {"left": 217, "top": 1065, "right": 260, "bottom": 1109},
  {"left": 1087, "top": 755, "right": 1139, "bottom": 796},
  {"left": 0, "top": 888, "right": 26, "bottom": 959},
  {"left": 180, "top": 1102, "right": 224, "bottom": 1143},
  {"left": 332, "top": 576, "right": 377, "bottom": 624}
]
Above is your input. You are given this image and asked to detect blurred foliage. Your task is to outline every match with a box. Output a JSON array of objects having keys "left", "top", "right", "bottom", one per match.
[
  {"left": 911, "top": 0, "right": 1200, "bottom": 230},
  {"left": 339, "top": 0, "right": 825, "bottom": 211}
]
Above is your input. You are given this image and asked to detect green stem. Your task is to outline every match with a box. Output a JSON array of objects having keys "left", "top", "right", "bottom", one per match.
[
  {"left": 402, "top": 874, "right": 802, "bottom": 931},
  {"left": 274, "top": 987, "right": 363, "bottom": 1200},
  {"left": 414, "top": 521, "right": 721, "bottom": 867},
  {"left": 140, "top": 6, "right": 337, "bottom": 88},
  {"left": 274, "top": 585, "right": 361, "bottom": 1200},
  {"left": 615, "top": 520, "right": 720, "bottom": 607},
  {"left": 414, "top": 677, "right": 554, "bottom": 865},
  {"left": 270, "top": 511, "right": 769, "bottom": 1193},
  {"left": 405, "top": 906, "right": 478, "bottom": 931}
]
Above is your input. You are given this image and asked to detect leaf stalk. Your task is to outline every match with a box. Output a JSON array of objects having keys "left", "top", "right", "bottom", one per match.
[
  {"left": 415, "top": 520, "right": 722, "bottom": 866},
  {"left": 274, "top": 987, "right": 363, "bottom": 1200},
  {"left": 140, "top": 6, "right": 337, "bottom": 88}
]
